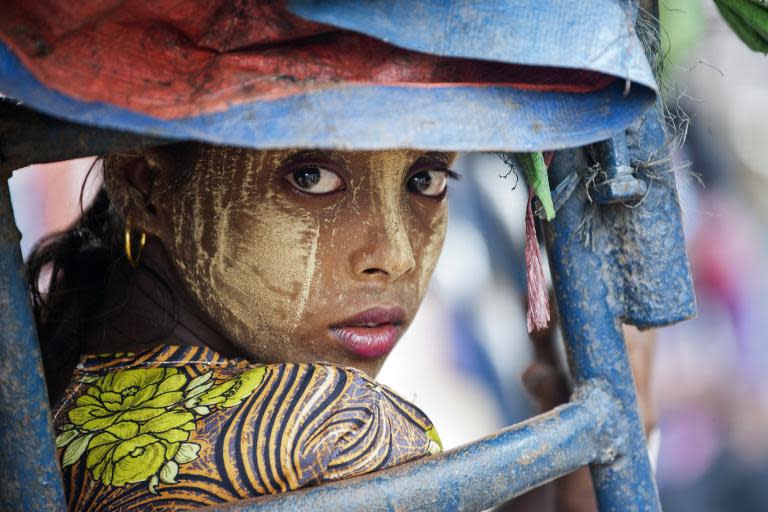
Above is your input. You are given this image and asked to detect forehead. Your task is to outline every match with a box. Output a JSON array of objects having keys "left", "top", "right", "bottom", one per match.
[
  {"left": 265, "top": 149, "right": 454, "bottom": 164},
  {"left": 335, "top": 150, "right": 451, "bottom": 177},
  {"left": 190, "top": 146, "right": 457, "bottom": 183}
]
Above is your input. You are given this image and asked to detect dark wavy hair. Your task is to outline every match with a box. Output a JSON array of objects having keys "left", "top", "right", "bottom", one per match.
[{"left": 26, "top": 142, "right": 199, "bottom": 403}]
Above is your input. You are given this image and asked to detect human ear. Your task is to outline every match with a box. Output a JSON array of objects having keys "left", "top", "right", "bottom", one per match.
[{"left": 103, "top": 149, "right": 165, "bottom": 236}]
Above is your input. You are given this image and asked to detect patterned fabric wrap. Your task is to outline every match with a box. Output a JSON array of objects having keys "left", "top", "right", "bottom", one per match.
[{"left": 52, "top": 346, "right": 441, "bottom": 511}]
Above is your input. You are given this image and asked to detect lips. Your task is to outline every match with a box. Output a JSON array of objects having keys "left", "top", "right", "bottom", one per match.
[{"left": 331, "top": 306, "right": 406, "bottom": 358}]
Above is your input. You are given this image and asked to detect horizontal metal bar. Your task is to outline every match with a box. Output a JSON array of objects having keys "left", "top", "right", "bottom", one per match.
[
  {"left": 202, "top": 385, "right": 618, "bottom": 512},
  {"left": 0, "top": 99, "right": 169, "bottom": 175},
  {"left": 0, "top": 178, "right": 66, "bottom": 511}
]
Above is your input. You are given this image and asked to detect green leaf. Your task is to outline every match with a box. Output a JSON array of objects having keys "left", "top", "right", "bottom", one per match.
[
  {"left": 55, "top": 429, "right": 80, "bottom": 448},
  {"left": 62, "top": 433, "right": 95, "bottom": 467},
  {"left": 80, "top": 374, "right": 100, "bottom": 384},
  {"left": 193, "top": 406, "right": 211, "bottom": 416},
  {"left": 74, "top": 394, "right": 101, "bottom": 408},
  {"left": 159, "top": 460, "right": 179, "bottom": 484},
  {"left": 142, "top": 391, "right": 184, "bottom": 408},
  {"left": 517, "top": 152, "right": 555, "bottom": 220},
  {"left": 186, "top": 372, "right": 213, "bottom": 392},
  {"left": 81, "top": 415, "right": 119, "bottom": 431},
  {"left": 156, "top": 429, "right": 189, "bottom": 444},
  {"left": 119, "top": 407, "right": 165, "bottom": 423},
  {"left": 715, "top": 0, "right": 768, "bottom": 53},
  {"left": 174, "top": 442, "right": 200, "bottom": 464},
  {"left": 163, "top": 441, "right": 181, "bottom": 461},
  {"left": 157, "top": 373, "right": 188, "bottom": 394},
  {"left": 105, "top": 421, "right": 139, "bottom": 440},
  {"left": 425, "top": 427, "right": 443, "bottom": 450},
  {"left": 185, "top": 380, "right": 214, "bottom": 398},
  {"left": 67, "top": 405, "right": 101, "bottom": 425},
  {"left": 148, "top": 474, "right": 160, "bottom": 495}
]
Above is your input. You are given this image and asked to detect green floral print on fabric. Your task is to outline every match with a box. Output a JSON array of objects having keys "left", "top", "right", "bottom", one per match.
[
  {"left": 196, "top": 368, "right": 266, "bottom": 409},
  {"left": 56, "top": 366, "right": 266, "bottom": 494},
  {"left": 425, "top": 426, "right": 443, "bottom": 455},
  {"left": 67, "top": 368, "right": 188, "bottom": 430}
]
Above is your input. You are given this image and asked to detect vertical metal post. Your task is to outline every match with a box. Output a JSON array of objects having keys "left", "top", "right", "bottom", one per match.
[
  {"left": 544, "top": 149, "right": 662, "bottom": 511},
  {"left": 0, "top": 176, "right": 66, "bottom": 511}
]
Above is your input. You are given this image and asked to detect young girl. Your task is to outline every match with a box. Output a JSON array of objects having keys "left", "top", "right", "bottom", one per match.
[
  {"left": 31, "top": 144, "right": 459, "bottom": 510},
  {"left": 8, "top": 2, "right": 661, "bottom": 509},
  {"left": 31, "top": 143, "right": 656, "bottom": 512}
]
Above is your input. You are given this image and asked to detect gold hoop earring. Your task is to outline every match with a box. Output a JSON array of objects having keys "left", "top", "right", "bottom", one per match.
[{"left": 124, "top": 217, "right": 147, "bottom": 268}]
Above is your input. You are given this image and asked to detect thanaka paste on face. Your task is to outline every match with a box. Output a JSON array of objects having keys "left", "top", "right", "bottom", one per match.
[
  {"left": 156, "top": 146, "right": 450, "bottom": 373},
  {"left": 364, "top": 150, "right": 448, "bottom": 298},
  {"left": 164, "top": 147, "right": 316, "bottom": 355}
]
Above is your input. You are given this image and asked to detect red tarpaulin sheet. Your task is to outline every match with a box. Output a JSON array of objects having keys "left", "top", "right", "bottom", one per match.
[{"left": 0, "top": 1, "right": 614, "bottom": 119}]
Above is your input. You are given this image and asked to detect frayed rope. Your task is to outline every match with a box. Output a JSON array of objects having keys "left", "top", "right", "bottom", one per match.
[{"left": 525, "top": 188, "right": 550, "bottom": 333}]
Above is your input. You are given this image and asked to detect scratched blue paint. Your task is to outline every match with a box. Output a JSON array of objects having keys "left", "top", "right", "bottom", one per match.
[
  {"left": 0, "top": 182, "right": 66, "bottom": 512},
  {"left": 621, "top": 112, "right": 697, "bottom": 327},
  {"left": 542, "top": 132, "right": 695, "bottom": 510}
]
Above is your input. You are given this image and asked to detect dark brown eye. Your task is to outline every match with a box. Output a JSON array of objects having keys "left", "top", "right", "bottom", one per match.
[
  {"left": 407, "top": 170, "right": 449, "bottom": 197},
  {"left": 286, "top": 166, "right": 343, "bottom": 194}
]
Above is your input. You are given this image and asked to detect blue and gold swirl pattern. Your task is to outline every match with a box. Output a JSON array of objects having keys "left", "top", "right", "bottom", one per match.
[{"left": 52, "top": 345, "right": 441, "bottom": 511}]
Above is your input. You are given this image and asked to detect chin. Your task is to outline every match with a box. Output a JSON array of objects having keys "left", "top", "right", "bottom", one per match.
[
  {"left": 316, "top": 348, "right": 389, "bottom": 378},
  {"left": 346, "top": 357, "right": 387, "bottom": 378}
]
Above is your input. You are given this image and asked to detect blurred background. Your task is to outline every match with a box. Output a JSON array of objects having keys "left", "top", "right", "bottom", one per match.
[{"left": 8, "top": 1, "right": 768, "bottom": 510}]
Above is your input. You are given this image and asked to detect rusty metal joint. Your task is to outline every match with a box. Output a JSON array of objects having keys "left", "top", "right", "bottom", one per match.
[{"left": 572, "top": 379, "right": 629, "bottom": 466}]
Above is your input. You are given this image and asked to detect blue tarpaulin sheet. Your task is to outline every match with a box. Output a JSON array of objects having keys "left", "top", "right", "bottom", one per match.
[{"left": 0, "top": 0, "right": 658, "bottom": 152}]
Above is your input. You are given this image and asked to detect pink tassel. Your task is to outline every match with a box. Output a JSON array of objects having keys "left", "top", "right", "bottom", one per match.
[{"left": 525, "top": 189, "right": 550, "bottom": 333}]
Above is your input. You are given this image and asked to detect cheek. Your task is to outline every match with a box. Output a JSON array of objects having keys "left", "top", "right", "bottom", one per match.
[
  {"left": 214, "top": 203, "right": 320, "bottom": 335},
  {"left": 416, "top": 203, "right": 448, "bottom": 298},
  {"left": 302, "top": 205, "right": 351, "bottom": 308},
  {"left": 169, "top": 187, "right": 320, "bottom": 346}
]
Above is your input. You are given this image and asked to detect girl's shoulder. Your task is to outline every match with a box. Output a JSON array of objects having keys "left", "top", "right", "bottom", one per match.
[{"left": 52, "top": 345, "right": 441, "bottom": 511}]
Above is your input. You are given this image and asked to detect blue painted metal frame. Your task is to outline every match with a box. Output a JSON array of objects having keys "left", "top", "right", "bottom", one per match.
[
  {"left": 0, "top": 179, "right": 66, "bottom": 512},
  {"left": 0, "top": 114, "right": 694, "bottom": 512},
  {"left": 0, "top": 2, "right": 695, "bottom": 506}
]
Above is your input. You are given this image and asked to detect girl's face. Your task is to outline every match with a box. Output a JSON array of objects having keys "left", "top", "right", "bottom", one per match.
[{"left": 160, "top": 147, "right": 456, "bottom": 376}]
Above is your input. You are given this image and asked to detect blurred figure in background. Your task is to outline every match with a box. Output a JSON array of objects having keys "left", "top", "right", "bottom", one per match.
[{"left": 653, "top": 1, "right": 768, "bottom": 510}]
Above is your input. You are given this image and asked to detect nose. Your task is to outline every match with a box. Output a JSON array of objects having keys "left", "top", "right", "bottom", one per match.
[{"left": 349, "top": 209, "right": 416, "bottom": 282}]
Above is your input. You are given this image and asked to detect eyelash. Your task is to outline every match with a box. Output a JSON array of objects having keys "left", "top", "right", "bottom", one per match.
[
  {"left": 442, "top": 169, "right": 462, "bottom": 181},
  {"left": 284, "top": 165, "right": 346, "bottom": 197},
  {"left": 406, "top": 167, "right": 462, "bottom": 199},
  {"left": 282, "top": 164, "right": 461, "bottom": 198}
]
